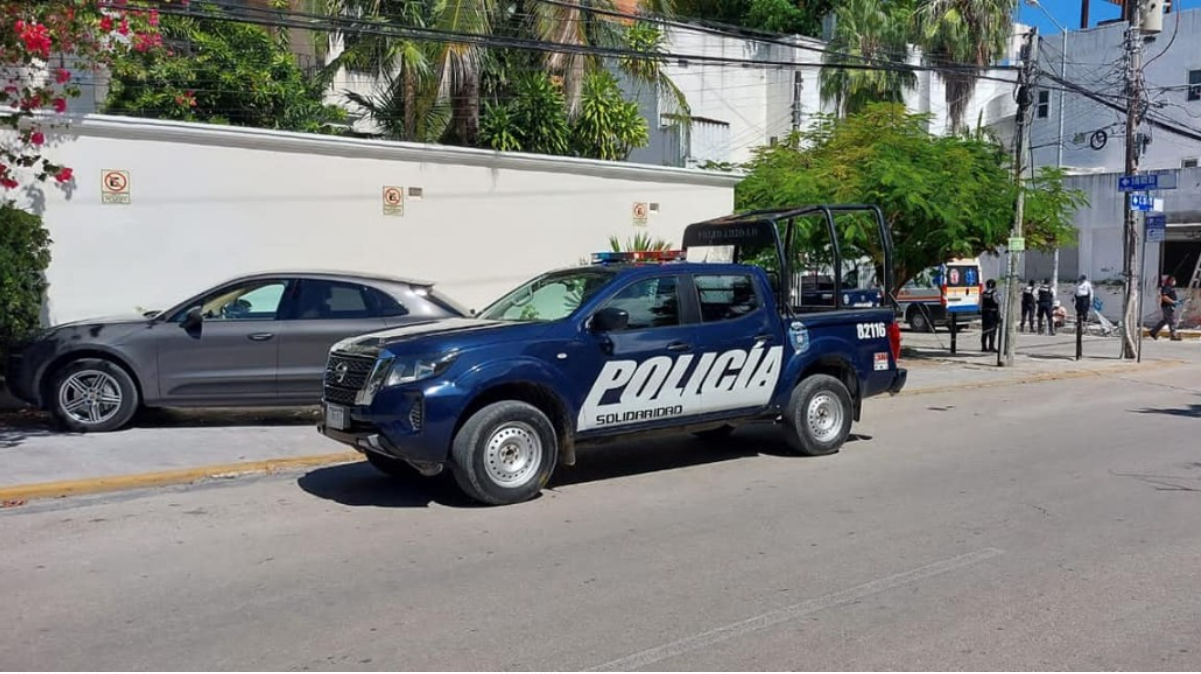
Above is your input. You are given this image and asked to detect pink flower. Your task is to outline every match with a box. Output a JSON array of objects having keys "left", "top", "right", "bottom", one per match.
[
  {"left": 0, "top": 177, "right": 18, "bottom": 190},
  {"left": 55, "top": 167, "right": 74, "bottom": 183},
  {"left": 52, "top": 97, "right": 67, "bottom": 113},
  {"left": 55, "top": 68, "right": 71, "bottom": 84},
  {"left": 30, "top": 131, "right": 45, "bottom": 146},
  {"left": 99, "top": 16, "right": 113, "bottom": 32},
  {"left": 149, "top": 9, "right": 160, "bottom": 26},
  {"left": 118, "top": 19, "right": 130, "bottom": 36}
]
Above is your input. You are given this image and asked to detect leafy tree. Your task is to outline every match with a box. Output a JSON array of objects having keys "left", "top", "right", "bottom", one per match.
[
  {"left": 2, "top": 0, "right": 168, "bottom": 194},
  {"left": 672, "top": 0, "right": 836, "bottom": 37},
  {"left": 0, "top": 204, "right": 51, "bottom": 360},
  {"left": 480, "top": 71, "right": 572, "bottom": 155},
  {"left": 735, "top": 104, "right": 1083, "bottom": 294},
  {"left": 1022, "top": 166, "right": 1086, "bottom": 251},
  {"left": 915, "top": 0, "right": 1017, "bottom": 132},
  {"left": 571, "top": 70, "right": 650, "bottom": 161},
  {"left": 821, "top": 0, "right": 916, "bottom": 117},
  {"left": 104, "top": 6, "right": 346, "bottom": 133}
]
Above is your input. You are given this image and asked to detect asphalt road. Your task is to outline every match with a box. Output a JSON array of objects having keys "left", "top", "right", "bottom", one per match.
[{"left": 2, "top": 362, "right": 1200, "bottom": 671}]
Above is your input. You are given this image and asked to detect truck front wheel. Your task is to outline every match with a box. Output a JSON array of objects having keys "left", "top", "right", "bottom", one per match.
[
  {"left": 783, "top": 375, "right": 853, "bottom": 456},
  {"left": 451, "top": 401, "right": 559, "bottom": 506}
]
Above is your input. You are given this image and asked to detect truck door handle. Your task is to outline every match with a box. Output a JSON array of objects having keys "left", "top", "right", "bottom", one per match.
[
  {"left": 248, "top": 333, "right": 275, "bottom": 342},
  {"left": 667, "top": 341, "right": 692, "bottom": 352}
]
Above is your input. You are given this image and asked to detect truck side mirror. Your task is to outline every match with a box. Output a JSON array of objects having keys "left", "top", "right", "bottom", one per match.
[
  {"left": 180, "top": 306, "right": 203, "bottom": 331},
  {"left": 590, "top": 307, "right": 629, "bottom": 333}
]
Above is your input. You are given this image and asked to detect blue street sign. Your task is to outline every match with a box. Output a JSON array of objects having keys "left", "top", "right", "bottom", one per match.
[
  {"left": 1118, "top": 173, "right": 1178, "bottom": 191},
  {"left": 1145, "top": 213, "right": 1167, "bottom": 243},
  {"left": 1130, "top": 194, "right": 1153, "bottom": 211}
]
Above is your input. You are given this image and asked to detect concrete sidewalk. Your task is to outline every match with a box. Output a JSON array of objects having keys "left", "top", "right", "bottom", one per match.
[{"left": 1, "top": 333, "right": 1195, "bottom": 503}]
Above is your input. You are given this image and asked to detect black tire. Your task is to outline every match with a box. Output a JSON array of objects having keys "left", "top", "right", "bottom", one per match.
[
  {"left": 48, "top": 358, "right": 140, "bottom": 433},
  {"left": 907, "top": 307, "right": 932, "bottom": 333},
  {"left": 693, "top": 424, "right": 736, "bottom": 441},
  {"left": 365, "top": 452, "right": 416, "bottom": 479},
  {"left": 782, "top": 374, "right": 853, "bottom": 457},
  {"left": 451, "top": 401, "right": 558, "bottom": 506}
]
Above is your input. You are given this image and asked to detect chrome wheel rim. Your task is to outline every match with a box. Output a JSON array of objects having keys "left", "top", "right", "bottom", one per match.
[
  {"left": 806, "top": 392, "right": 843, "bottom": 443},
  {"left": 483, "top": 421, "right": 542, "bottom": 487},
  {"left": 58, "top": 370, "right": 123, "bottom": 425}
]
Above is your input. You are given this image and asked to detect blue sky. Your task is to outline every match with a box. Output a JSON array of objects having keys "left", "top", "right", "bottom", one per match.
[{"left": 1015, "top": 0, "right": 1198, "bottom": 33}]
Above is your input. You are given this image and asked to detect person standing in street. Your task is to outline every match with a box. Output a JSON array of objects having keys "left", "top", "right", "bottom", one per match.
[
  {"left": 1037, "top": 278, "right": 1055, "bottom": 335},
  {"left": 1021, "top": 280, "right": 1036, "bottom": 332},
  {"left": 1150, "top": 275, "right": 1183, "bottom": 341},
  {"left": 1074, "top": 275, "right": 1094, "bottom": 325},
  {"left": 981, "top": 279, "right": 1001, "bottom": 352}
]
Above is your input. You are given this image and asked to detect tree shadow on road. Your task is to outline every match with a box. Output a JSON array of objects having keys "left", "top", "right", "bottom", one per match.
[
  {"left": 295, "top": 423, "right": 872, "bottom": 509},
  {"left": 0, "top": 410, "right": 74, "bottom": 449}
]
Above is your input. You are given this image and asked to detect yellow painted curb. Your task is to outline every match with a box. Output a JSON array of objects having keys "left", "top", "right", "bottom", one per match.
[
  {"left": 0, "top": 451, "right": 363, "bottom": 505},
  {"left": 901, "top": 358, "right": 1187, "bottom": 396}
]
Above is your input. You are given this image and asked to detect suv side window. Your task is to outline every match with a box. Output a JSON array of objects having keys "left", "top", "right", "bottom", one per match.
[
  {"left": 192, "top": 280, "right": 289, "bottom": 322},
  {"left": 695, "top": 274, "right": 760, "bottom": 322},
  {"left": 290, "top": 280, "right": 406, "bottom": 320},
  {"left": 601, "top": 276, "right": 681, "bottom": 330}
]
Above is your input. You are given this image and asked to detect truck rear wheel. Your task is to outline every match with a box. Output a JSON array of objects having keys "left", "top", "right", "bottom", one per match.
[
  {"left": 783, "top": 375, "right": 853, "bottom": 457},
  {"left": 451, "top": 401, "right": 558, "bottom": 506}
]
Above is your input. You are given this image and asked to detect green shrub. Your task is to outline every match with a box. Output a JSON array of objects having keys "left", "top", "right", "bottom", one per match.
[{"left": 0, "top": 203, "right": 51, "bottom": 361}]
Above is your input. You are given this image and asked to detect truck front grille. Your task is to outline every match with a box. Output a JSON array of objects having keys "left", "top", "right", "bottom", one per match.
[{"left": 323, "top": 353, "right": 376, "bottom": 406}]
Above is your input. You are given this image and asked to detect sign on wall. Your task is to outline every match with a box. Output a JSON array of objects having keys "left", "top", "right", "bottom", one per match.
[
  {"left": 632, "top": 201, "right": 648, "bottom": 227},
  {"left": 382, "top": 186, "right": 404, "bottom": 216},
  {"left": 101, "top": 169, "right": 130, "bottom": 205}
]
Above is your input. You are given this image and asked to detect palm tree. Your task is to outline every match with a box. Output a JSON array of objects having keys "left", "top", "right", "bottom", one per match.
[
  {"left": 431, "top": 0, "right": 496, "bottom": 146},
  {"left": 311, "top": 0, "right": 441, "bottom": 141},
  {"left": 914, "top": 0, "right": 1017, "bottom": 133},
  {"left": 820, "top": 0, "right": 916, "bottom": 118}
]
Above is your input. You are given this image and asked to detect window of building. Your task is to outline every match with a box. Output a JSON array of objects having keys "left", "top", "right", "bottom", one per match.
[
  {"left": 1183, "top": 158, "right": 1199, "bottom": 169},
  {"left": 1036, "top": 90, "right": 1050, "bottom": 119},
  {"left": 1188, "top": 70, "right": 1201, "bottom": 102}
]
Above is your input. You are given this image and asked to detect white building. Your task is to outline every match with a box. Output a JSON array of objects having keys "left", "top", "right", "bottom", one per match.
[
  {"left": 625, "top": 22, "right": 1026, "bottom": 169},
  {"left": 1029, "top": 8, "right": 1201, "bottom": 173},
  {"left": 1020, "top": 9, "right": 1201, "bottom": 322}
]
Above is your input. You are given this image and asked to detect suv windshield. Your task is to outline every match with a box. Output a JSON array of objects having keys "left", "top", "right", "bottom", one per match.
[{"left": 478, "top": 269, "right": 614, "bottom": 322}]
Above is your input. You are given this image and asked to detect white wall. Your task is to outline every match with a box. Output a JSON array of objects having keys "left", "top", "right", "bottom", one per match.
[
  {"left": 1030, "top": 9, "right": 1201, "bottom": 172},
  {"left": 8, "top": 115, "right": 738, "bottom": 325}
]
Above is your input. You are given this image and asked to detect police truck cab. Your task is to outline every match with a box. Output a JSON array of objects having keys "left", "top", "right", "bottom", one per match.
[{"left": 318, "top": 205, "right": 907, "bottom": 506}]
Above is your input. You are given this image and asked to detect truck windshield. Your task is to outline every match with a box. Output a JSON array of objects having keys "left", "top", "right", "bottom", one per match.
[{"left": 477, "top": 269, "right": 615, "bottom": 322}]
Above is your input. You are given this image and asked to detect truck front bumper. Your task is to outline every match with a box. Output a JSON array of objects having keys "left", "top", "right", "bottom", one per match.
[{"left": 888, "top": 367, "right": 908, "bottom": 395}]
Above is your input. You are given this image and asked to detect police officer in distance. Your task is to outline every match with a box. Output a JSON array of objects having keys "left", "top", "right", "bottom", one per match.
[
  {"left": 1020, "top": 280, "right": 1036, "bottom": 333},
  {"left": 980, "top": 279, "right": 1001, "bottom": 352},
  {"left": 1036, "top": 277, "right": 1056, "bottom": 336},
  {"left": 1073, "top": 274, "right": 1094, "bottom": 325}
]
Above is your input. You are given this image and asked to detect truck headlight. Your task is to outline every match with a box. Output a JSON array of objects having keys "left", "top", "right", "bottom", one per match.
[{"left": 355, "top": 352, "right": 458, "bottom": 406}]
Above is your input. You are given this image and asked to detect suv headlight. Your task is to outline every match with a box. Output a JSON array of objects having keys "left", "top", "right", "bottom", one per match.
[{"left": 355, "top": 352, "right": 459, "bottom": 406}]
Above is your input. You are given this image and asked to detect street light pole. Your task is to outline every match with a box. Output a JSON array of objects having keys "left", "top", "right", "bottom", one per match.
[{"left": 1026, "top": 0, "right": 1069, "bottom": 300}]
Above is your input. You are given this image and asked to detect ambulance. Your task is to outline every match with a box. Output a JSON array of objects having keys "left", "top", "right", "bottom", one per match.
[{"left": 895, "top": 258, "right": 982, "bottom": 331}]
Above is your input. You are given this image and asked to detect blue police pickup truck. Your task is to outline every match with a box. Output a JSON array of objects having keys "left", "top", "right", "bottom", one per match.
[{"left": 318, "top": 205, "right": 907, "bottom": 505}]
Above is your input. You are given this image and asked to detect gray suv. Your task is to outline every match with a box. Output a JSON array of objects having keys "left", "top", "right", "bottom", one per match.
[{"left": 4, "top": 271, "right": 466, "bottom": 432}]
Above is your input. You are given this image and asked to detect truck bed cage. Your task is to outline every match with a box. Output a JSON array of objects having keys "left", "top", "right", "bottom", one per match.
[{"left": 682, "top": 204, "right": 896, "bottom": 315}]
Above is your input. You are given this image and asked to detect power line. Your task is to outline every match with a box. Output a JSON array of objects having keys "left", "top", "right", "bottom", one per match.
[{"left": 160, "top": 0, "right": 1027, "bottom": 86}]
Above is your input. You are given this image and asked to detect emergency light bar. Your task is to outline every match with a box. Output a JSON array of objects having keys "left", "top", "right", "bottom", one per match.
[{"left": 591, "top": 250, "right": 687, "bottom": 264}]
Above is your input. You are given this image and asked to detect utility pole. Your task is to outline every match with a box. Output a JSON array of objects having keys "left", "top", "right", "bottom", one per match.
[
  {"left": 1119, "top": 0, "right": 1145, "bottom": 359},
  {"left": 791, "top": 71, "right": 803, "bottom": 131},
  {"left": 1000, "top": 28, "right": 1038, "bottom": 367}
]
